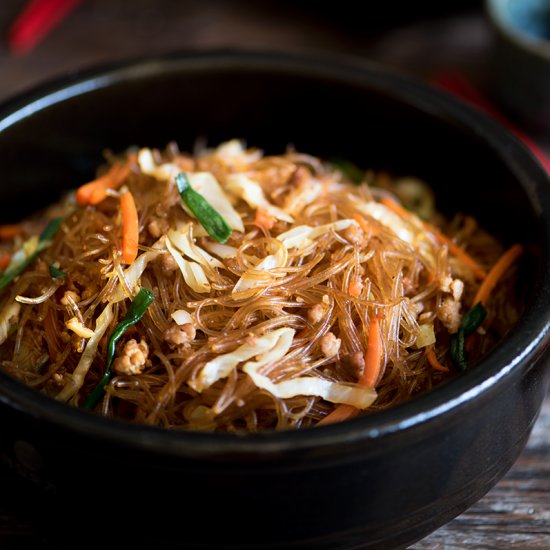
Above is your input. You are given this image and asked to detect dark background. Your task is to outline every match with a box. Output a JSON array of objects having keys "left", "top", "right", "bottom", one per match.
[
  {"left": 0, "top": 1, "right": 549, "bottom": 549},
  {"left": 0, "top": 1, "right": 489, "bottom": 101}
]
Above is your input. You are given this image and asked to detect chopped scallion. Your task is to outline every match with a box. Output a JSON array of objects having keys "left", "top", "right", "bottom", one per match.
[
  {"left": 175, "top": 172, "right": 232, "bottom": 243},
  {"left": 0, "top": 217, "right": 63, "bottom": 291},
  {"left": 84, "top": 287, "right": 155, "bottom": 410},
  {"left": 49, "top": 264, "right": 66, "bottom": 279},
  {"left": 450, "top": 302, "right": 487, "bottom": 371},
  {"left": 330, "top": 157, "right": 364, "bottom": 184}
]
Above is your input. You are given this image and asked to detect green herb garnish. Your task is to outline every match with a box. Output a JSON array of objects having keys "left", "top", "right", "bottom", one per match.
[
  {"left": 84, "top": 287, "right": 155, "bottom": 410},
  {"left": 39, "top": 217, "right": 63, "bottom": 241},
  {"left": 330, "top": 157, "right": 365, "bottom": 184},
  {"left": 450, "top": 302, "right": 487, "bottom": 371},
  {"left": 0, "top": 217, "right": 63, "bottom": 290},
  {"left": 175, "top": 172, "right": 232, "bottom": 243},
  {"left": 49, "top": 264, "right": 66, "bottom": 279}
]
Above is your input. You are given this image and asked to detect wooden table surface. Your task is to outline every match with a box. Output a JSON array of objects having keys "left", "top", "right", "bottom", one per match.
[{"left": 0, "top": 1, "right": 548, "bottom": 548}]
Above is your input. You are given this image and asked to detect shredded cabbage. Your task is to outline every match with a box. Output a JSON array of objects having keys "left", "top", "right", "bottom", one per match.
[
  {"left": 171, "top": 309, "right": 193, "bottom": 325},
  {"left": 277, "top": 219, "right": 358, "bottom": 250},
  {"left": 110, "top": 249, "right": 160, "bottom": 303},
  {"left": 65, "top": 317, "right": 95, "bottom": 339},
  {"left": 167, "top": 225, "right": 224, "bottom": 269},
  {"left": 226, "top": 174, "right": 294, "bottom": 223},
  {"left": 186, "top": 173, "right": 244, "bottom": 232},
  {"left": 56, "top": 303, "right": 114, "bottom": 402},
  {"left": 357, "top": 202, "right": 416, "bottom": 244},
  {"left": 165, "top": 237, "right": 211, "bottom": 293},
  {"left": 190, "top": 326, "right": 379, "bottom": 409},
  {"left": 246, "top": 372, "right": 377, "bottom": 409},
  {"left": 415, "top": 324, "right": 436, "bottom": 348},
  {"left": 191, "top": 328, "right": 294, "bottom": 392},
  {"left": 0, "top": 301, "right": 20, "bottom": 345},
  {"left": 232, "top": 243, "right": 288, "bottom": 297},
  {"left": 202, "top": 241, "right": 238, "bottom": 259},
  {"left": 137, "top": 148, "right": 180, "bottom": 181},
  {"left": 212, "top": 139, "right": 263, "bottom": 165}
]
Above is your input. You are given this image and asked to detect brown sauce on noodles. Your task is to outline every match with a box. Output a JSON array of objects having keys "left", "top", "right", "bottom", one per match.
[{"left": 0, "top": 140, "right": 522, "bottom": 431}]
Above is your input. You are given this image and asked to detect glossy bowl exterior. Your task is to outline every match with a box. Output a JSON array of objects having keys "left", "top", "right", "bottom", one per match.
[{"left": 0, "top": 51, "right": 549, "bottom": 549}]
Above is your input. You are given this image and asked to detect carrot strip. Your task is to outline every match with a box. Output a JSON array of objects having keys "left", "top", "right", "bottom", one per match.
[
  {"left": 76, "top": 163, "right": 130, "bottom": 206},
  {"left": 359, "top": 314, "right": 384, "bottom": 387},
  {"left": 319, "top": 314, "right": 383, "bottom": 426},
  {"left": 380, "top": 196, "right": 487, "bottom": 280},
  {"left": 254, "top": 208, "right": 276, "bottom": 231},
  {"left": 473, "top": 244, "right": 523, "bottom": 306},
  {"left": 430, "top": 227, "right": 487, "bottom": 281},
  {"left": 425, "top": 346, "right": 449, "bottom": 373},
  {"left": 0, "top": 224, "right": 23, "bottom": 240},
  {"left": 317, "top": 404, "right": 358, "bottom": 426},
  {"left": 120, "top": 191, "right": 139, "bottom": 264},
  {"left": 380, "top": 196, "right": 412, "bottom": 219},
  {"left": 352, "top": 212, "right": 370, "bottom": 234},
  {"left": 0, "top": 253, "right": 12, "bottom": 270},
  {"left": 89, "top": 165, "right": 129, "bottom": 204}
]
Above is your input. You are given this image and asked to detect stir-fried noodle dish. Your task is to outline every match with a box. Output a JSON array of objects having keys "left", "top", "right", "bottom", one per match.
[{"left": 0, "top": 140, "right": 523, "bottom": 431}]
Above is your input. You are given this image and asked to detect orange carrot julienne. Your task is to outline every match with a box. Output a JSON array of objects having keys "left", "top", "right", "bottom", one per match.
[
  {"left": 352, "top": 212, "right": 382, "bottom": 240},
  {"left": 473, "top": 244, "right": 523, "bottom": 307},
  {"left": 76, "top": 163, "right": 130, "bottom": 206},
  {"left": 89, "top": 164, "right": 130, "bottom": 205},
  {"left": 425, "top": 346, "right": 449, "bottom": 373},
  {"left": 0, "top": 253, "right": 11, "bottom": 270},
  {"left": 317, "top": 404, "right": 358, "bottom": 426},
  {"left": 359, "top": 313, "right": 384, "bottom": 387},
  {"left": 380, "top": 196, "right": 411, "bottom": 219},
  {"left": 352, "top": 212, "right": 370, "bottom": 233},
  {"left": 319, "top": 313, "right": 384, "bottom": 426},
  {"left": 120, "top": 191, "right": 139, "bottom": 264},
  {"left": 0, "top": 224, "right": 23, "bottom": 240},
  {"left": 254, "top": 208, "right": 276, "bottom": 231},
  {"left": 380, "top": 196, "right": 487, "bottom": 281},
  {"left": 430, "top": 227, "right": 487, "bottom": 281}
]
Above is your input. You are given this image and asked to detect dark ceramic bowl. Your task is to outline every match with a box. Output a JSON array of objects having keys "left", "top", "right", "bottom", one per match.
[{"left": 0, "top": 51, "right": 549, "bottom": 550}]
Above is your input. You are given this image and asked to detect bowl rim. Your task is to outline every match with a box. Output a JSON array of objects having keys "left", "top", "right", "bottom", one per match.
[{"left": 1, "top": 49, "right": 549, "bottom": 459}]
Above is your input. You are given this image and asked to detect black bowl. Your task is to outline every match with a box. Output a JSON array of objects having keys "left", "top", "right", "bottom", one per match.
[{"left": 0, "top": 50, "right": 549, "bottom": 550}]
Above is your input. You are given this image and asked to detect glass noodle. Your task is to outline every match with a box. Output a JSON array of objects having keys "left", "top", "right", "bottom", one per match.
[{"left": 0, "top": 140, "right": 522, "bottom": 431}]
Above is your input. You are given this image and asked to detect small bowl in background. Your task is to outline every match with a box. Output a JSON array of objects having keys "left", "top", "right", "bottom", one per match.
[{"left": 485, "top": 0, "right": 550, "bottom": 132}]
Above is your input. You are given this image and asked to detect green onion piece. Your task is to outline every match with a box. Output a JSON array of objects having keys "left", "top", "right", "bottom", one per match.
[
  {"left": 84, "top": 287, "right": 155, "bottom": 410},
  {"left": 0, "top": 217, "right": 63, "bottom": 291},
  {"left": 40, "top": 217, "right": 63, "bottom": 241},
  {"left": 330, "top": 157, "right": 365, "bottom": 184},
  {"left": 462, "top": 302, "right": 487, "bottom": 336},
  {"left": 450, "top": 303, "right": 487, "bottom": 371},
  {"left": 49, "top": 264, "right": 66, "bottom": 279},
  {"left": 450, "top": 330, "right": 466, "bottom": 371},
  {"left": 175, "top": 172, "right": 232, "bottom": 243}
]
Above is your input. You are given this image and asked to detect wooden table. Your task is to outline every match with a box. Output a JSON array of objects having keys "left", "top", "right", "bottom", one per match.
[{"left": 0, "top": 2, "right": 548, "bottom": 548}]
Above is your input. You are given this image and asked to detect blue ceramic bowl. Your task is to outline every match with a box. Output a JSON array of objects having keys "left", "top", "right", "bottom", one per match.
[
  {"left": 486, "top": 0, "right": 550, "bottom": 131},
  {"left": 0, "top": 50, "right": 549, "bottom": 549}
]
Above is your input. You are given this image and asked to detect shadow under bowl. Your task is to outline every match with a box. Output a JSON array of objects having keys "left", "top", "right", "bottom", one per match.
[{"left": 0, "top": 50, "right": 549, "bottom": 549}]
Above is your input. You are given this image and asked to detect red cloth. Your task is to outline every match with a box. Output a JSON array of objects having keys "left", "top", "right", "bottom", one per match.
[
  {"left": 432, "top": 71, "right": 550, "bottom": 174},
  {"left": 8, "top": 0, "right": 82, "bottom": 56}
]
